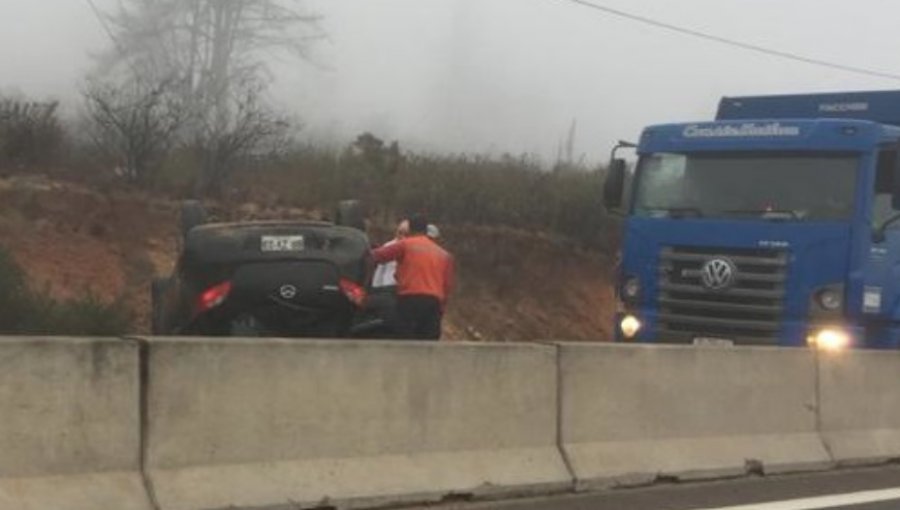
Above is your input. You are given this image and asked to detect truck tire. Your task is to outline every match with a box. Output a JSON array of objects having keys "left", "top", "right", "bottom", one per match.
[
  {"left": 335, "top": 200, "right": 365, "bottom": 231},
  {"left": 180, "top": 200, "right": 208, "bottom": 239}
]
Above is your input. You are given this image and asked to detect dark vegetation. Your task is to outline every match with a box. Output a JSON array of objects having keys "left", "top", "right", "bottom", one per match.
[
  {"left": 0, "top": 247, "right": 132, "bottom": 336},
  {"left": 0, "top": 94, "right": 618, "bottom": 251},
  {"left": 231, "top": 139, "right": 616, "bottom": 250},
  {"left": 0, "top": 93, "right": 618, "bottom": 337},
  {"left": 0, "top": 98, "right": 64, "bottom": 170}
]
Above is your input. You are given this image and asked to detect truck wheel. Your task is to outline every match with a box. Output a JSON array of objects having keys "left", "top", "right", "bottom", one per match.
[
  {"left": 335, "top": 200, "right": 365, "bottom": 231},
  {"left": 180, "top": 200, "right": 208, "bottom": 239},
  {"left": 150, "top": 278, "right": 168, "bottom": 335}
]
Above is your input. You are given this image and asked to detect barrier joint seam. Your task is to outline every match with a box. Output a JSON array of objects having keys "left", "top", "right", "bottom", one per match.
[
  {"left": 813, "top": 348, "right": 836, "bottom": 464},
  {"left": 126, "top": 336, "right": 163, "bottom": 510},
  {"left": 553, "top": 343, "right": 578, "bottom": 488}
]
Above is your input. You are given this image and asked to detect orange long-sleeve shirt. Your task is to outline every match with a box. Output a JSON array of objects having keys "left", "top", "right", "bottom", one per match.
[{"left": 372, "top": 235, "right": 454, "bottom": 304}]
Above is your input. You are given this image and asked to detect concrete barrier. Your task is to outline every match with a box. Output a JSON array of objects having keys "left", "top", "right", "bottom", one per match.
[
  {"left": 559, "top": 343, "right": 831, "bottom": 489},
  {"left": 818, "top": 349, "right": 900, "bottom": 464},
  {"left": 15, "top": 337, "right": 897, "bottom": 510},
  {"left": 0, "top": 338, "right": 151, "bottom": 510},
  {"left": 143, "top": 338, "right": 570, "bottom": 510}
]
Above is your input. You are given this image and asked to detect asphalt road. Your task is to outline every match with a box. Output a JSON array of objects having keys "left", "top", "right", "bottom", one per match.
[{"left": 412, "top": 465, "right": 900, "bottom": 510}]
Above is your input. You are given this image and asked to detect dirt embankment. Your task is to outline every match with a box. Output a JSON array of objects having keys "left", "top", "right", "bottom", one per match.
[
  {"left": 438, "top": 225, "right": 614, "bottom": 341},
  {"left": 0, "top": 176, "right": 614, "bottom": 341}
]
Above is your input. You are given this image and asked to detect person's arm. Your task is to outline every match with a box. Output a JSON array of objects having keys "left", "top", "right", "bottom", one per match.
[{"left": 373, "top": 240, "right": 404, "bottom": 264}]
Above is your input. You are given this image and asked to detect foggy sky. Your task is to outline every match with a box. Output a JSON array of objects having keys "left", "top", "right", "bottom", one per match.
[{"left": 2, "top": 0, "right": 900, "bottom": 162}]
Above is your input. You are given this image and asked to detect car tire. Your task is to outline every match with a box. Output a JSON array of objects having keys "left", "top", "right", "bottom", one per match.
[
  {"left": 180, "top": 200, "right": 208, "bottom": 239},
  {"left": 150, "top": 278, "right": 168, "bottom": 335},
  {"left": 335, "top": 199, "right": 365, "bottom": 231}
]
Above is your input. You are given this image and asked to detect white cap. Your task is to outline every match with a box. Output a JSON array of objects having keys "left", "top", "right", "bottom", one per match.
[{"left": 427, "top": 224, "right": 440, "bottom": 239}]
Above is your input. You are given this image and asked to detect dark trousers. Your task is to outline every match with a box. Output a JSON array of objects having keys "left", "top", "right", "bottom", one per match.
[
  {"left": 365, "top": 286, "right": 398, "bottom": 339},
  {"left": 395, "top": 295, "right": 443, "bottom": 340}
]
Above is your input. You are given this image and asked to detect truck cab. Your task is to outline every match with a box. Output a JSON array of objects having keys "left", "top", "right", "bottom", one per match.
[{"left": 605, "top": 90, "right": 900, "bottom": 349}]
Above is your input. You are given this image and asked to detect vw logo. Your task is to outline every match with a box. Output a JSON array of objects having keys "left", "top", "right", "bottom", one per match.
[
  {"left": 279, "top": 284, "right": 298, "bottom": 300},
  {"left": 700, "top": 258, "right": 737, "bottom": 290}
]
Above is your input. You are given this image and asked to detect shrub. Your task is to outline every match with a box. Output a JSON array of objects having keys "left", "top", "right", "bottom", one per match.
[
  {"left": 0, "top": 246, "right": 133, "bottom": 336},
  {"left": 41, "top": 292, "right": 134, "bottom": 337},
  {"left": 0, "top": 97, "right": 64, "bottom": 169},
  {"left": 228, "top": 139, "right": 617, "bottom": 250},
  {"left": 0, "top": 248, "right": 34, "bottom": 331}
]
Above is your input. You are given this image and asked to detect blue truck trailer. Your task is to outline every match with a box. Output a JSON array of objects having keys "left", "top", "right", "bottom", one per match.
[{"left": 604, "top": 90, "right": 900, "bottom": 349}]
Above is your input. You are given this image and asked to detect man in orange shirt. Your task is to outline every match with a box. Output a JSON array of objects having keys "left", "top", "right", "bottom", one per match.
[{"left": 372, "top": 214, "right": 454, "bottom": 340}]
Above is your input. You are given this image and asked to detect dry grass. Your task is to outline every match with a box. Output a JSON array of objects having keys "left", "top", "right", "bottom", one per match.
[
  {"left": 0, "top": 246, "right": 133, "bottom": 336},
  {"left": 228, "top": 143, "right": 618, "bottom": 251}
]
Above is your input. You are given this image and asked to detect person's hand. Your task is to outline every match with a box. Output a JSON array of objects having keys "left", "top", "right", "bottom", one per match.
[{"left": 396, "top": 219, "right": 410, "bottom": 239}]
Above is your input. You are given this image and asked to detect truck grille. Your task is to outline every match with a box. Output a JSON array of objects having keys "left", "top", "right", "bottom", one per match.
[{"left": 657, "top": 246, "right": 788, "bottom": 344}]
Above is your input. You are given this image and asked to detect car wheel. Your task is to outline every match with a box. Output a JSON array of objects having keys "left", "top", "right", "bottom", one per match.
[
  {"left": 335, "top": 199, "right": 365, "bottom": 231},
  {"left": 150, "top": 278, "right": 168, "bottom": 335},
  {"left": 180, "top": 200, "right": 208, "bottom": 239}
]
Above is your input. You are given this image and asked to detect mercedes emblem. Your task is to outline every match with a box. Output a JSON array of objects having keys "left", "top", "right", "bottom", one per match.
[{"left": 279, "top": 284, "right": 298, "bottom": 300}]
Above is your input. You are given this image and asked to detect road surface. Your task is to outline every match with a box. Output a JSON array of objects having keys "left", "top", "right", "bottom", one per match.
[{"left": 414, "top": 465, "right": 900, "bottom": 510}]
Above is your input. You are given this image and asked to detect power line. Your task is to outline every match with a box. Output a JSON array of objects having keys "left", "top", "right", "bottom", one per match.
[{"left": 557, "top": 0, "right": 900, "bottom": 82}]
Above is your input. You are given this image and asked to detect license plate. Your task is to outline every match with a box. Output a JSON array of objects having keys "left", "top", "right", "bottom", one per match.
[
  {"left": 261, "top": 235, "right": 305, "bottom": 252},
  {"left": 693, "top": 337, "right": 734, "bottom": 347}
]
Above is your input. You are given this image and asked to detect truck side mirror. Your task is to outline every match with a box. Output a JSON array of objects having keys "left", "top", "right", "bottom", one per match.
[{"left": 604, "top": 159, "right": 627, "bottom": 210}]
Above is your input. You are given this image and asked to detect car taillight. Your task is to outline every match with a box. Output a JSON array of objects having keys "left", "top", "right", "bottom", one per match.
[
  {"left": 339, "top": 278, "right": 367, "bottom": 308},
  {"left": 195, "top": 281, "right": 233, "bottom": 316}
]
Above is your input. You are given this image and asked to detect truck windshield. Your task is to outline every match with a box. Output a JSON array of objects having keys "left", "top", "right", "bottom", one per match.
[{"left": 633, "top": 152, "right": 859, "bottom": 221}]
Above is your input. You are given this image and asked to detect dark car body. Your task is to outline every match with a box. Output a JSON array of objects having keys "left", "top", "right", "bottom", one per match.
[{"left": 152, "top": 220, "right": 374, "bottom": 338}]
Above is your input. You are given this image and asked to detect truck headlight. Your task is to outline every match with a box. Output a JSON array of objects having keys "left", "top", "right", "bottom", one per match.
[
  {"left": 620, "top": 315, "right": 642, "bottom": 339},
  {"left": 622, "top": 277, "right": 640, "bottom": 301},
  {"left": 816, "top": 289, "right": 843, "bottom": 311},
  {"left": 808, "top": 328, "right": 850, "bottom": 352}
]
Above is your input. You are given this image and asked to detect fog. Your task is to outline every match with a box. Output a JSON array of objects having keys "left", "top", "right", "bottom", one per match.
[{"left": 2, "top": 0, "right": 900, "bottom": 162}]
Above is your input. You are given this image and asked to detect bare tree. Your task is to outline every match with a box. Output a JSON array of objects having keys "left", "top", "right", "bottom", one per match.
[
  {"left": 98, "top": 0, "right": 321, "bottom": 131},
  {"left": 194, "top": 77, "right": 294, "bottom": 196},
  {"left": 83, "top": 79, "right": 186, "bottom": 184},
  {"left": 92, "top": 0, "right": 321, "bottom": 194}
]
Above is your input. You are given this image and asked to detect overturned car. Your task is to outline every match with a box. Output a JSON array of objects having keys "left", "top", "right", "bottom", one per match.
[{"left": 151, "top": 201, "right": 387, "bottom": 338}]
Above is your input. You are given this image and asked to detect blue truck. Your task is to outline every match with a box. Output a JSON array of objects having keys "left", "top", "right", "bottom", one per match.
[{"left": 604, "top": 90, "right": 900, "bottom": 350}]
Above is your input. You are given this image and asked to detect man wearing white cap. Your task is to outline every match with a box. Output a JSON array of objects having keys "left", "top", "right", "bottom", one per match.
[
  {"left": 368, "top": 219, "right": 446, "bottom": 339},
  {"left": 373, "top": 215, "right": 453, "bottom": 340}
]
